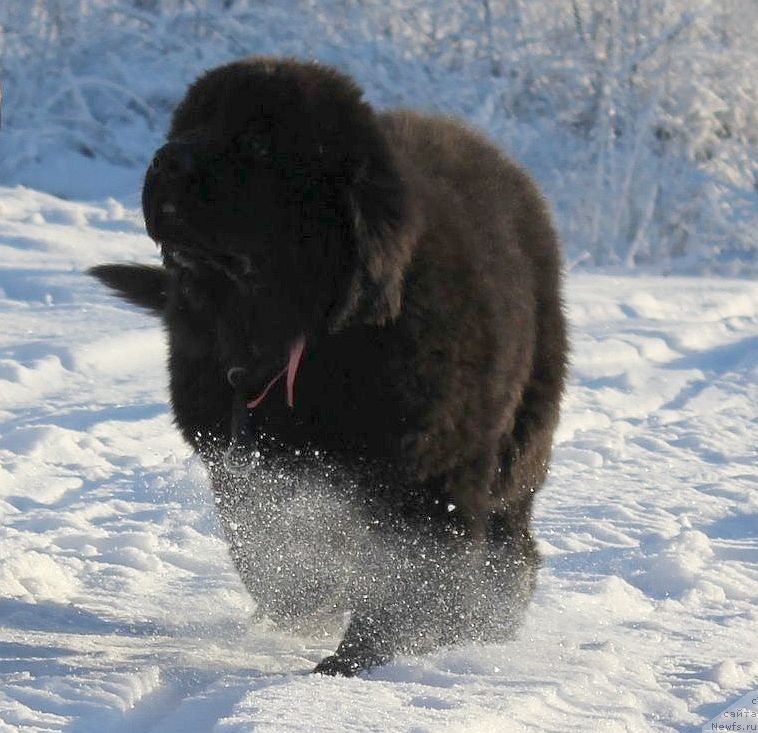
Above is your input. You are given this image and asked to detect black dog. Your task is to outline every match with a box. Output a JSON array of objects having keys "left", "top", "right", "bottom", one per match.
[{"left": 90, "top": 57, "right": 567, "bottom": 676}]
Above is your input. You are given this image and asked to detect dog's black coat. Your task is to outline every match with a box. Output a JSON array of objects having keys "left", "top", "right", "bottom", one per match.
[{"left": 90, "top": 57, "right": 567, "bottom": 676}]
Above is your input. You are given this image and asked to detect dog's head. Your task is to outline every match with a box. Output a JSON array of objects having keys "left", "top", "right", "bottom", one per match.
[{"left": 90, "top": 58, "right": 413, "bottom": 369}]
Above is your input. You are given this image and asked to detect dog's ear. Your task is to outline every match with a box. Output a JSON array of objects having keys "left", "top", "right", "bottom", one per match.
[
  {"left": 88, "top": 264, "right": 168, "bottom": 314},
  {"left": 328, "top": 151, "right": 414, "bottom": 333}
]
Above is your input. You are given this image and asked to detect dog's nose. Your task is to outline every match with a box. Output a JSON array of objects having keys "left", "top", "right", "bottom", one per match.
[{"left": 149, "top": 142, "right": 196, "bottom": 179}]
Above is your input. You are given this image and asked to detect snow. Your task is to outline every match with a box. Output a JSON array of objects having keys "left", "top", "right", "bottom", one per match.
[
  {"left": 0, "top": 186, "right": 756, "bottom": 731},
  {"left": 1, "top": 4, "right": 755, "bottom": 727}
]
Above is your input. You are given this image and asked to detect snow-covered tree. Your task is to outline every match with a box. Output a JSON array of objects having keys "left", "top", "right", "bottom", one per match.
[{"left": 0, "top": 0, "right": 755, "bottom": 274}]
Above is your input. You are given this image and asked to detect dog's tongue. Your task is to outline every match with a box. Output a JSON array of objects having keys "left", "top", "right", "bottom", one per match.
[
  {"left": 285, "top": 335, "right": 306, "bottom": 408},
  {"left": 246, "top": 335, "right": 306, "bottom": 410}
]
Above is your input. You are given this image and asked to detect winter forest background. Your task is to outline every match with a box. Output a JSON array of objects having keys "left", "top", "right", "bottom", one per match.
[
  {"left": 1, "top": 4, "right": 757, "bottom": 730},
  {"left": 0, "top": 0, "right": 756, "bottom": 276}
]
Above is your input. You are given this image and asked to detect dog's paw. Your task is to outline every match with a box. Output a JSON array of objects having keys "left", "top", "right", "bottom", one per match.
[
  {"left": 313, "top": 650, "right": 389, "bottom": 677},
  {"left": 313, "top": 653, "right": 364, "bottom": 677}
]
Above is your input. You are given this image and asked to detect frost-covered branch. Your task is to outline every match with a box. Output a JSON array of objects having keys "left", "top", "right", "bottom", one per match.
[{"left": 0, "top": 0, "right": 755, "bottom": 275}]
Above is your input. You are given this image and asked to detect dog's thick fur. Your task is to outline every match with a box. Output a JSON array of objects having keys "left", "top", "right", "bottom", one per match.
[{"left": 90, "top": 57, "right": 567, "bottom": 676}]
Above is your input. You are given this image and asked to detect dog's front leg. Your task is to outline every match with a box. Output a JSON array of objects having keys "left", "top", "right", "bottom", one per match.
[
  {"left": 313, "top": 610, "right": 396, "bottom": 676},
  {"left": 313, "top": 566, "right": 455, "bottom": 677}
]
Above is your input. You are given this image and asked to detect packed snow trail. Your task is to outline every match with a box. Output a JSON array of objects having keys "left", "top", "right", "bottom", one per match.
[{"left": 0, "top": 187, "right": 756, "bottom": 732}]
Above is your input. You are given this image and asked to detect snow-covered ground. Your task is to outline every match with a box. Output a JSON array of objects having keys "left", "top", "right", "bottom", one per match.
[{"left": 0, "top": 185, "right": 756, "bottom": 731}]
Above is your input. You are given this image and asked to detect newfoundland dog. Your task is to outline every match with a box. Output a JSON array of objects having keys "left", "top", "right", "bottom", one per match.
[{"left": 90, "top": 57, "right": 567, "bottom": 676}]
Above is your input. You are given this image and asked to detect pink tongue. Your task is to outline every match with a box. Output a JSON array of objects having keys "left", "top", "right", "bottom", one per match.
[
  {"left": 246, "top": 335, "right": 306, "bottom": 410},
  {"left": 285, "top": 335, "right": 306, "bottom": 408}
]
